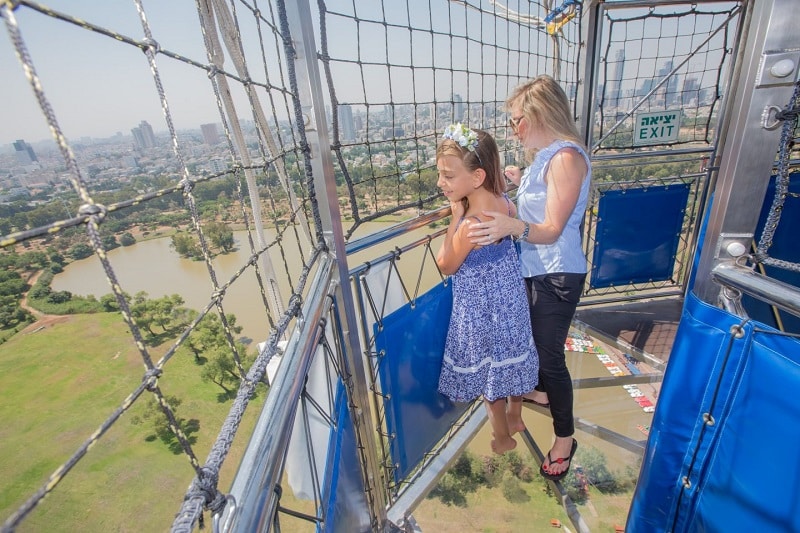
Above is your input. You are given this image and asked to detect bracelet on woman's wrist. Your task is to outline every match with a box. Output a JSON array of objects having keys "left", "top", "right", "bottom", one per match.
[{"left": 514, "top": 221, "right": 530, "bottom": 243}]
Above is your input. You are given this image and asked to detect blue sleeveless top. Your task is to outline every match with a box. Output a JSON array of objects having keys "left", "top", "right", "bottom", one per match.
[{"left": 516, "top": 140, "right": 591, "bottom": 277}]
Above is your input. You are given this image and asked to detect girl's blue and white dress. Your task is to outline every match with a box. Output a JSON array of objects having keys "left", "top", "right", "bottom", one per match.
[{"left": 438, "top": 225, "right": 539, "bottom": 402}]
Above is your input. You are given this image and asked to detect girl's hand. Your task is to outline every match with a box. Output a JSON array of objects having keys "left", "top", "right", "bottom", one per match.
[
  {"left": 504, "top": 165, "right": 523, "bottom": 186},
  {"left": 467, "top": 210, "right": 515, "bottom": 245},
  {"left": 449, "top": 199, "right": 466, "bottom": 220}
]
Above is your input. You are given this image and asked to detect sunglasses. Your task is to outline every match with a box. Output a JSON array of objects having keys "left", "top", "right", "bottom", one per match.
[{"left": 508, "top": 116, "right": 524, "bottom": 132}]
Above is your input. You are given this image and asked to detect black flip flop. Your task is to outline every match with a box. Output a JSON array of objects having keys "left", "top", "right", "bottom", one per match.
[
  {"left": 522, "top": 397, "right": 550, "bottom": 409},
  {"left": 540, "top": 439, "right": 578, "bottom": 481}
]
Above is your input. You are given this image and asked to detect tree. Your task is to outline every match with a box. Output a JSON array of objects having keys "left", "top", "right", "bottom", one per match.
[
  {"left": 68, "top": 243, "right": 94, "bottom": 260},
  {"left": 170, "top": 232, "right": 200, "bottom": 259},
  {"left": 0, "top": 295, "right": 32, "bottom": 329},
  {"left": 101, "top": 234, "right": 120, "bottom": 251},
  {"left": 130, "top": 292, "right": 191, "bottom": 338},
  {"left": 119, "top": 232, "right": 136, "bottom": 246},
  {"left": 46, "top": 290, "right": 72, "bottom": 304},
  {"left": 205, "top": 221, "right": 235, "bottom": 253},
  {"left": 200, "top": 340, "right": 253, "bottom": 397},
  {"left": 0, "top": 276, "right": 27, "bottom": 297},
  {"left": 129, "top": 395, "right": 199, "bottom": 454},
  {"left": 183, "top": 312, "right": 241, "bottom": 363},
  {"left": 22, "top": 251, "right": 49, "bottom": 270}
]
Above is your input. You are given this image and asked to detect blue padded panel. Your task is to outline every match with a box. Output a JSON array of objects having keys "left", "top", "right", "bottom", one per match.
[
  {"left": 591, "top": 184, "right": 690, "bottom": 289},
  {"left": 373, "top": 281, "right": 471, "bottom": 484},
  {"left": 627, "top": 291, "right": 800, "bottom": 532},
  {"left": 319, "top": 382, "right": 371, "bottom": 533},
  {"left": 742, "top": 172, "right": 800, "bottom": 333}
]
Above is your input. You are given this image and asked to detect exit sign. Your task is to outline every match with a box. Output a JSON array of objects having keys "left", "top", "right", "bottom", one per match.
[{"left": 633, "top": 110, "right": 680, "bottom": 146}]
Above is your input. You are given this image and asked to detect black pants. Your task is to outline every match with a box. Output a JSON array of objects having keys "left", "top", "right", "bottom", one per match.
[{"left": 525, "top": 272, "right": 586, "bottom": 438}]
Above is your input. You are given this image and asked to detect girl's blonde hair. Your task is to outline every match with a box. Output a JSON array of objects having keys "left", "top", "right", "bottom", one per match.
[
  {"left": 437, "top": 129, "right": 505, "bottom": 198},
  {"left": 506, "top": 75, "right": 585, "bottom": 159}
]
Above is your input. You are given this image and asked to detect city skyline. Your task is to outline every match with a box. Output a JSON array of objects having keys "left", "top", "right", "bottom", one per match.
[
  {"left": 2, "top": 1, "right": 728, "bottom": 149},
  {"left": 1, "top": 0, "right": 582, "bottom": 147}
]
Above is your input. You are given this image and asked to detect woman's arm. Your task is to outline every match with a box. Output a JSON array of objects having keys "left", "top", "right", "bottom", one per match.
[
  {"left": 467, "top": 148, "right": 587, "bottom": 245},
  {"left": 534, "top": 148, "right": 587, "bottom": 244}
]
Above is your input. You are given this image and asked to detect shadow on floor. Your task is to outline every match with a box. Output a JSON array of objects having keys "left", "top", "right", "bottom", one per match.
[{"left": 575, "top": 297, "right": 684, "bottom": 363}]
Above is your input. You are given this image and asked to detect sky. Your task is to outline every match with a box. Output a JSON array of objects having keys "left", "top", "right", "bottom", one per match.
[
  {"left": 1, "top": 0, "right": 591, "bottom": 148},
  {"left": 1, "top": 1, "right": 235, "bottom": 146},
  {"left": 1, "top": 0, "right": 736, "bottom": 148}
]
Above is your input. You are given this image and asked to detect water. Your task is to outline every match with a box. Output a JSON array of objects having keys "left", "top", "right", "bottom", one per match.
[{"left": 51, "top": 222, "right": 441, "bottom": 345}]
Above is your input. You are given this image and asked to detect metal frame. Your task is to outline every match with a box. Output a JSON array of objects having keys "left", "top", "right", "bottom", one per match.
[
  {"left": 222, "top": 255, "right": 335, "bottom": 532},
  {"left": 283, "top": 0, "right": 389, "bottom": 527},
  {"left": 713, "top": 263, "right": 800, "bottom": 319},
  {"left": 693, "top": 0, "right": 800, "bottom": 304},
  {"left": 576, "top": 0, "right": 602, "bottom": 145}
]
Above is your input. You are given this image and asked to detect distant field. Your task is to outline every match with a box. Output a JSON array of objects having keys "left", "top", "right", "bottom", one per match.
[{"left": 0, "top": 313, "right": 262, "bottom": 532}]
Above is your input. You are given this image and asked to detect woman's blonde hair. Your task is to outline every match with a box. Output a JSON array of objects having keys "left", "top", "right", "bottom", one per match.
[{"left": 506, "top": 75, "right": 584, "bottom": 159}]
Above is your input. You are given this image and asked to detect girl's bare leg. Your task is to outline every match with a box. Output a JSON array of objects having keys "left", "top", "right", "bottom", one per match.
[
  {"left": 485, "top": 397, "right": 516, "bottom": 454},
  {"left": 507, "top": 396, "right": 526, "bottom": 435}
]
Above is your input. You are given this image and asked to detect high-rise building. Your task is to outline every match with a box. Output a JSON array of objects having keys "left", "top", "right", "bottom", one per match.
[
  {"left": 453, "top": 93, "right": 464, "bottom": 121},
  {"left": 609, "top": 49, "right": 625, "bottom": 105},
  {"left": 13, "top": 139, "right": 37, "bottom": 164},
  {"left": 657, "top": 60, "right": 681, "bottom": 106},
  {"left": 131, "top": 120, "right": 157, "bottom": 150},
  {"left": 338, "top": 104, "right": 355, "bottom": 141},
  {"left": 201, "top": 123, "right": 220, "bottom": 145},
  {"left": 682, "top": 76, "right": 701, "bottom": 106}
]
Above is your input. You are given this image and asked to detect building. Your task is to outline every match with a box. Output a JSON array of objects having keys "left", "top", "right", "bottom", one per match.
[
  {"left": 13, "top": 139, "right": 37, "bottom": 164},
  {"left": 131, "top": 120, "right": 157, "bottom": 150},
  {"left": 682, "top": 76, "right": 701, "bottom": 106},
  {"left": 656, "top": 60, "right": 681, "bottom": 107},
  {"left": 209, "top": 157, "right": 228, "bottom": 174},
  {"left": 338, "top": 104, "right": 355, "bottom": 141},
  {"left": 609, "top": 49, "right": 625, "bottom": 105},
  {"left": 201, "top": 123, "right": 220, "bottom": 145},
  {"left": 453, "top": 93, "right": 464, "bottom": 121}
]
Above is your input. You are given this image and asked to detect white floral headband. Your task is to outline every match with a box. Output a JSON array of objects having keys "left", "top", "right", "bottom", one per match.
[
  {"left": 442, "top": 123, "right": 483, "bottom": 165},
  {"left": 442, "top": 123, "right": 478, "bottom": 151}
]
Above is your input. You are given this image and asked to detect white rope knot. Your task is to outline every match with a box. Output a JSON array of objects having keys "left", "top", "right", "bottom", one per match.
[
  {"left": 78, "top": 203, "right": 108, "bottom": 222},
  {"left": 206, "top": 64, "right": 220, "bottom": 78},
  {"left": 141, "top": 37, "right": 161, "bottom": 55},
  {"left": 143, "top": 368, "right": 162, "bottom": 390},
  {"left": 210, "top": 289, "right": 225, "bottom": 303},
  {"left": 179, "top": 178, "right": 195, "bottom": 193}
]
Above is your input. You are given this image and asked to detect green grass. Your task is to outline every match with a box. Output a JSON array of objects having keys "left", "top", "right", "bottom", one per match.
[{"left": 0, "top": 313, "right": 262, "bottom": 532}]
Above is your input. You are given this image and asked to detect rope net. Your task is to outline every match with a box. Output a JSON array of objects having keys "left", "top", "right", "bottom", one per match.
[
  {"left": 0, "top": 0, "right": 581, "bottom": 530},
  {"left": 316, "top": 0, "right": 582, "bottom": 237},
  {"left": 591, "top": 2, "right": 740, "bottom": 152},
  {"left": 1, "top": 0, "right": 325, "bottom": 530}
]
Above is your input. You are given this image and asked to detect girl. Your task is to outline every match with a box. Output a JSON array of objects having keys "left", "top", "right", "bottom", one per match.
[{"left": 435, "top": 123, "right": 539, "bottom": 454}]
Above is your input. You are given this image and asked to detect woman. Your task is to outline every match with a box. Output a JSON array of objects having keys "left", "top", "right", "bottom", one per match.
[{"left": 467, "top": 75, "right": 591, "bottom": 481}]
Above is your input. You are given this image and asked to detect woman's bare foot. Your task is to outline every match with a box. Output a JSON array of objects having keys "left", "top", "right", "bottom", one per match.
[{"left": 491, "top": 435, "right": 517, "bottom": 454}]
